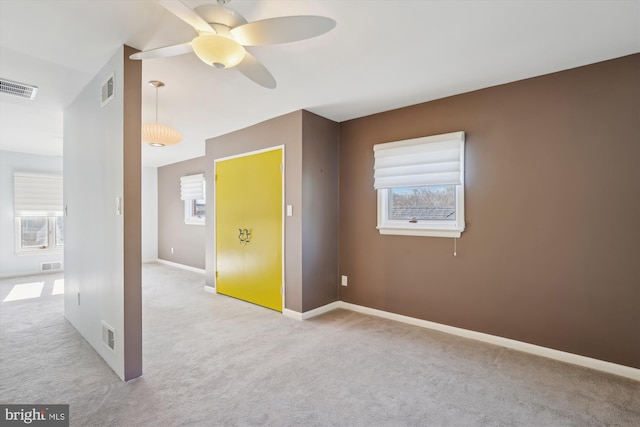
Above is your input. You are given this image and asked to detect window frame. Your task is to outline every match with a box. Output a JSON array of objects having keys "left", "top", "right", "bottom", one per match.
[
  {"left": 181, "top": 173, "right": 206, "bottom": 226},
  {"left": 184, "top": 198, "right": 206, "bottom": 226},
  {"left": 377, "top": 184, "right": 465, "bottom": 238},
  {"left": 374, "top": 131, "right": 465, "bottom": 238},
  {"left": 14, "top": 216, "right": 64, "bottom": 255}
]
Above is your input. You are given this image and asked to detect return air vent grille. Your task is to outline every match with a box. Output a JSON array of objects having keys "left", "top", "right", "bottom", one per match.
[
  {"left": 101, "top": 73, "right": 114, "bottom": 106},
  {"left": 0, "top": 78, "right": 38, "bottom": 100},
  {"left": 41, "top": 261, "right": 63, "bottom": 272},
  {"left": 102, "top": 321, "right": 116, "bottom": 353}
]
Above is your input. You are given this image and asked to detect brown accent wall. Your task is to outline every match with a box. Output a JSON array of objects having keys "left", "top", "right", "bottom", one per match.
[
  {"left": 339, "top": 54, "right": 640, "bottom": 369},
  {"left": 301, "top": 111, "right": 340, "bottom": 311},
  {"left": 122, "top": 45, "right": 142, "bottom": 380},
  {"left": 206, "top": 111, "right": 303, "bottom": 309},
  {"left": 205, "top": 111, "right": 340, "bottom": 313},
  {"left": 158, "top": 156, "right": 206, "bottom": 269}
]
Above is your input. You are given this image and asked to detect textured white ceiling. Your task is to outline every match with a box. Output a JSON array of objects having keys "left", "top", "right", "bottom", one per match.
[{"left": 1, "top": 0, "right": 638, "bottom": 167}]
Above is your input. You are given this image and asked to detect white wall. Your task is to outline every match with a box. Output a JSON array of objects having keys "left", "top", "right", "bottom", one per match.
[
  {"left": 0, "top": 150, "right": 63, "bottom": 278},
  {"left": 63, "top": 46, "right": 141, "bottom": 381},
  {"left": 142, "top": 166, "right": 158, "bottom": 262}
]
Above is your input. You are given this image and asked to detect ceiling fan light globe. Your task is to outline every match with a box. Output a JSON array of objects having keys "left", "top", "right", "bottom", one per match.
[
  {"left": 142, "top": 123, "right": 182, "bottom": 146},
  {"left": 192, "top": 34, "right": 246, "bottom": 68}
]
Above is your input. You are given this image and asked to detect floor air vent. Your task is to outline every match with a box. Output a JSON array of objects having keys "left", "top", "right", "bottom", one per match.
[
  {"left": 41, "top": 261, "right": 63, "bottom": 272},
  {"left": 102, "top": 322, "right": 116, "bottom": 352},
  {"left": 0, "top": 78, "right": 38, "bottom": 100}
]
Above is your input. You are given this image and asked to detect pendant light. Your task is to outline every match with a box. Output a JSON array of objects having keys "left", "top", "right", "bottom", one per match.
[{"left": 142, "top": 80, "right": 182, "bottom": 147}]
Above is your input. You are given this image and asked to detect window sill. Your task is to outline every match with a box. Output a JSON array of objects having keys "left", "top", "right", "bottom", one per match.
[
  {"left": 377, "top": 226, "right": 462, "bottom": 238},
  {"left": 184, "top": 220, "right": 205, "bottom": 226},
  {"left": 15, "top": 249, "right": 64, "bottom": 257}
]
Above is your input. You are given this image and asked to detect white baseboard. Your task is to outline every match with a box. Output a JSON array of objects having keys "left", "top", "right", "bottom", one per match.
[
  {"left": 283, "top": 302, "right": 342, "bottom": 320},
  {"left": 155, "top": 259, "right": 205, "bottom": 274},
  {"left": 203, "top": 285, "right": 216, "bottom": 294},
  {"left": 282, "top": 308, "right": 303, "bottom": 320},
  {"left": 302, "top": 301, "right": 342, "bottom": 320},
  {"left": 0, "top": 269, "right": 64, "bottom": 279},
  {"left": 287, "top": 300, "right": 639, "bottom": 382}
]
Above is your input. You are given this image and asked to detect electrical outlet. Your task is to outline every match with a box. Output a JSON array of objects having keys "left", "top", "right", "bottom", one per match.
[
  {"left": 341, "top": 275, "right": 348, "bottom": 287},
  {"left": 171, "top": 247, "right": 174, "bottom": 254}
]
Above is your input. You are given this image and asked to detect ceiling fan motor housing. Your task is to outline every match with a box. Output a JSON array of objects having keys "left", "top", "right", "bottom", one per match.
[{"left": 195, "top": 4, "right": 247, "bottom": 29}]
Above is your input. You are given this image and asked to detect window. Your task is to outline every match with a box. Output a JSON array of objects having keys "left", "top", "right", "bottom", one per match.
[
  {"left": 180, "top": 173, "right": 205, "bottom": 225},
  {"left": 374, "top": 131, "right": 465, "bottom": 237},
  {"left": 184, "top": 198, "right": 206, "bottom": 225},
  {"left": 389, "top": 185, "right": 456, "bottom": 220},
  {"left": 17, "top": 217, "right": 63, "bottom": 251},
  {"left": 55, "top": 216, "right": 64, "bottom": 246},
  {"left": 13, "top": 173, "right": 64, "bottom": 253}
]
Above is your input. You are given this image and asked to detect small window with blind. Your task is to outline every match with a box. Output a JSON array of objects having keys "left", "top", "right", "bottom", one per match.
[
  {"left": 180, "top": 173, "right": 205, "bottom": 225},
  {"left": 14, "top": 173, "right": 64, "bottom": 253},
  {"left": 373, "top": 131, "right": 465, "bottom": 238}
]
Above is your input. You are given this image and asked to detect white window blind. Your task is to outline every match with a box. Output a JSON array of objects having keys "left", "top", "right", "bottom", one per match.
[
  {"left": 374, "top": 131, "right": 465, "bottom": 189},
  {"left": 180, "top": 173, "right": 204, "bottom": 200},
  {"left": 14, "top": 173, "right": 63, "bottom": 217}
]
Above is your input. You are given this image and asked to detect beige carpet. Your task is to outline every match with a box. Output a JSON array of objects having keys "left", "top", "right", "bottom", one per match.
[{"left": 1, "top": 263, "right": 638, "bottom": 426}]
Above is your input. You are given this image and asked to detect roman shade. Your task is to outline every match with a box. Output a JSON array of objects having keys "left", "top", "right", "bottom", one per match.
[
  {"left": 14, "top": 173, "right": 63, "bottom": 217},
  {"left": 180, "top": 173, "right": 204, "bottom": 200},
  {"left": 373, "top": 131, "right": 465, "bottom": 189}
]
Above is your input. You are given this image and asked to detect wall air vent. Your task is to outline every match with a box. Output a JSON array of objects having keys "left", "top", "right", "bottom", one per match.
[
  {"left": 101, "top": 73, "right": 114, "bottom": 107},
  {"left": 41, "top": 261, "right": 63, "bottom": 272},
  {"left": 0, "top": 78, "right": 38, "bottom": 100},
  {"left": 102, "top": 321, "right": 116, "bottom": 353}
]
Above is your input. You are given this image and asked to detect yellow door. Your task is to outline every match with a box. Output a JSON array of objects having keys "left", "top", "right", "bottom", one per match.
[{"left": 215, "top": 148, "right": 283, "bottom": 311}]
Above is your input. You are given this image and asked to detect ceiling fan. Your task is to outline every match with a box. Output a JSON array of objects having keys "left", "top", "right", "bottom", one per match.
[{"left": 130, "top": 0, "right": 336, "bottom": 89}]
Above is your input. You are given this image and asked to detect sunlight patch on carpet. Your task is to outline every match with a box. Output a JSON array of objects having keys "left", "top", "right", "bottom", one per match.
[
  {"left": 52, "top": 279, "right": 64, "bottom": 295},
  {"left": 2, "top": 281, "right": 44, "bottom": 302}
]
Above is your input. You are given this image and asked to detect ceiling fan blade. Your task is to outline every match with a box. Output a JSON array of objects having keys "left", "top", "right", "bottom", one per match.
[
  {"left": 235, "top": 52, "right": 276, "bottom": 89},
  {"left": 159, "top": 0, "right": 214, "bottom": 34},
  {"left": 129, "top": 42, "right": 193, "bottom": 60},
  {"left": 231, "top": 16, "right": 336, "bottom": 46}
]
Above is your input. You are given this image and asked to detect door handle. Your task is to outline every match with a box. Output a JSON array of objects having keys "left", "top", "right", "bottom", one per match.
[{"left": 238, "top": 228, "right": 251, "bottom": 244}]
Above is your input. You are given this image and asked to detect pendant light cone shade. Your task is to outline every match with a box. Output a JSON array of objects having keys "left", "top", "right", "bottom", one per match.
[
  {"left": 192, "top": 34, "right": 246, "bottom": 68},
  {"left": 143, "top": 81, "right": 182, "bottom": 147}
]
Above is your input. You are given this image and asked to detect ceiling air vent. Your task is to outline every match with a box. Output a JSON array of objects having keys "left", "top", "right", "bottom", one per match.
[{"left": 0, "top": 78, "right": 38, "bottom": 100}]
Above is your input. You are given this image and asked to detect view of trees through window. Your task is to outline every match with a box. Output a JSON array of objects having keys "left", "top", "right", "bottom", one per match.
[
  {"left": 21, "top": 217, "right": 48, "bottom": 249},
  {"left": 20, "top": 217, "right": 64, "bottom": 250},
  {"left": 55, "top": 217, "right": 64, "bottom": 246},
  {"left": 192, "top": 199, "right": 205, "bottom": 218},
  {"left": 389, "top": 185, "right": 456, "bottom": 221}
]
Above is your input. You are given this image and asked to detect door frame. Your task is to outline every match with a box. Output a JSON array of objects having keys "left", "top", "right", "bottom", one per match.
[{"left": 213, "top": 145, "right": 285, "bottom": 312}]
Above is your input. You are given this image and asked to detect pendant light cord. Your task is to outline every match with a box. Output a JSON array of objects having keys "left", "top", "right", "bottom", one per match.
[{"left": 154, "top": 86, "right": 159, "bottom": 124}]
